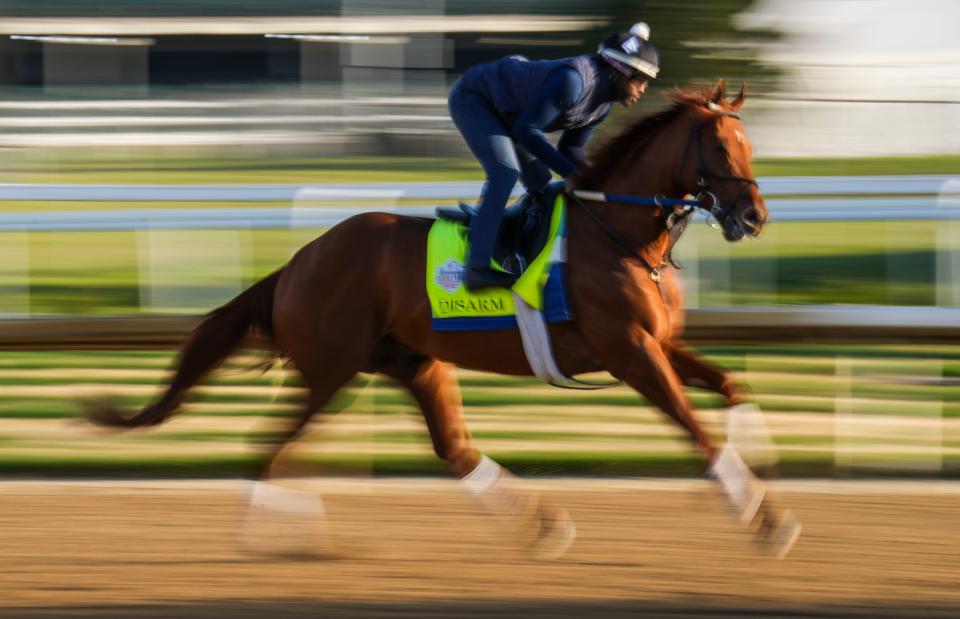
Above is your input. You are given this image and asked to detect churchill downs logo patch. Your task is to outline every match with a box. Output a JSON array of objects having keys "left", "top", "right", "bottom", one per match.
[{"left": 435, "top": 259, "right": 465, "bottom": 293}]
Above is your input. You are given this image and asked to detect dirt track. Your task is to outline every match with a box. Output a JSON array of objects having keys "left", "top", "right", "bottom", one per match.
[{"left": 1, "top": 479, "right": 958, "bottom": 618}]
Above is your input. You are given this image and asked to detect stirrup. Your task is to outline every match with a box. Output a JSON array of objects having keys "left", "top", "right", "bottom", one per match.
[{"left": 501, "top": 253, "right": 527, "bottom": 277}]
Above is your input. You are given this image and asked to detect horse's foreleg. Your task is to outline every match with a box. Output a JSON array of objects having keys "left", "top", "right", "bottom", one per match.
[
  {"left": 386, "top": 357, "right": 575, "bottom": 560},
  {"left": 616, "top": 334, "right": 798, "bottom": 556},
  {"left": 663, "top": 340, "right": 746, "bottom": 406},
  {"left": 616, "top": 333, "right": 719, "bottom": 461},
  {"left": 664, "top": 340, "right": 778, "bottom": 470},
  {"left": 599, "top": 332, "right": 766, "bottom": 520}
]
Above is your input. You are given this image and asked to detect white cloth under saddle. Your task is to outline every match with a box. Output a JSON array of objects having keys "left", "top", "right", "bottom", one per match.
[
  {"left": 512, "top": 236, "right": 570, "bottom": 384},
  {"left": 513, "top": 292, "right": 569, "bottom": 383}
]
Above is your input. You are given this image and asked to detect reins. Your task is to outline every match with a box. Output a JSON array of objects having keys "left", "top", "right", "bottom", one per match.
[
  {"left": 568, "top": 190, "right": 693, "bottom": 283},
  {"left": 568, "top": 182, "right": 710, "bottom": 283}
]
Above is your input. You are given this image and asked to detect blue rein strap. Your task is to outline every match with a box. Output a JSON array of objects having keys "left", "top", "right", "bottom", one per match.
[
  {"left": 571, "top": 190, "right": 705, "bottom": 210},
  {"left": 567, "top": 188, "right": 705, "bottom": 282}
]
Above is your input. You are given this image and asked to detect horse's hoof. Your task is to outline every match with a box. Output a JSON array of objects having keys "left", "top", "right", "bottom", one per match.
[
  {"left": 755, "top": 507, "right": 801, "bottom": 560},
  {"left": 740, "top": 482, "right": 766, "bottom": 525},
  {"left": 718, "top": 480, "right": 765, "bottom": 525},
  {"left": 727, "top": 403, "right": 780, "bottom": 469},
  {"left": 529, "top": 505, "right": 576, "bottom": 561},
  {"left": 240, "top": 481, "right": 329, "bottom": 558}
]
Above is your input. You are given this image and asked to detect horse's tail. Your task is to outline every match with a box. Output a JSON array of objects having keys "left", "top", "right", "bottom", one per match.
[{"left": 87, "top": 269, "right": 283, "bottom": 428}]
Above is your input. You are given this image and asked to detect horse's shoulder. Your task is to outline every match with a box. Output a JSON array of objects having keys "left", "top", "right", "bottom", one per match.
[{"left": 569, "top": 260, "right": 675, "bottom": 340}]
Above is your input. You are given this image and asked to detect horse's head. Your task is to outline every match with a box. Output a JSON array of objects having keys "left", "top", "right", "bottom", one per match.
[
  {"left": 680, "top": 81, "right": 767, "bottom": 241},
  {"left": 576, "top": 81, "right": 767, "bottom": 244}
]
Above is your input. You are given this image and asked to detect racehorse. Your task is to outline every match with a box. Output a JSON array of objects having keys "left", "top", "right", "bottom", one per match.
[{"left": 89, "top": 80, "right": 798, "bottom": 559}]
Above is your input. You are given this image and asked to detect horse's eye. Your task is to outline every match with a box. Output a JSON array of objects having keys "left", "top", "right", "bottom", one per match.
[{"left": 714, "top": 143, "right": 727, "bottom": 154}]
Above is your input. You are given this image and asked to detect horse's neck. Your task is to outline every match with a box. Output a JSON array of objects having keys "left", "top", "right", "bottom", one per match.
[{"left": 572, "top": 154, "right": 682, "bottom": 268}]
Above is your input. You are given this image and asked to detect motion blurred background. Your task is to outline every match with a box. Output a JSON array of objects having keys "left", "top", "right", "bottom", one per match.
[{"left": 0, "top": 0, "right": 957, "bottom": 479}]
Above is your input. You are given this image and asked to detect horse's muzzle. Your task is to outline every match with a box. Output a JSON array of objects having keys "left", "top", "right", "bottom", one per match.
[
  {"left": 739, "top": 205, "right": 765, "bottom": 237},
  {"left": 721, "top": 202, "right": 765, "bottom": 241}
]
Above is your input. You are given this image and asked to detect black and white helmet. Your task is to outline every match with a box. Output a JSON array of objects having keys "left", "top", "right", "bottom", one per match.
[{"left": 598, "top": 22, "right": 660, "bottom": 80}]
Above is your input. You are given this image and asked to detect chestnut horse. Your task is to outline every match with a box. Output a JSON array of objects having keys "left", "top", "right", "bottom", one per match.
[{"left": 90, "top": 81, "right": 799, "bottom": 559}]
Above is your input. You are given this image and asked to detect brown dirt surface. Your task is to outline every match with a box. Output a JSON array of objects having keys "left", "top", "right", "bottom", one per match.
[{"left": 0, "top": 479, "right": 957, "bottom": 618}]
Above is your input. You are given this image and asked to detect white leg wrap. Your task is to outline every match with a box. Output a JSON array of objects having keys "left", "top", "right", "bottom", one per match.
[
  {"left": 463, "top": 456, "right": 576, "bottom": 560},
  {"left": 461, "top": 455, "right": 528, "bottom": 520},
  {"left": 710, "top": 443, "right": 765, "bottom": 524},
  {"left": 249, "top": 480, "right": 325, "bottom": 516},
  {"left": 241, "top": 481, "right": 327, "bottom": 556},
  {"left": 726, "top": 403, "right": 779, "bottom": 467},
  {"left": 462, "top": 455, "right": 502, "bottom": 495}
]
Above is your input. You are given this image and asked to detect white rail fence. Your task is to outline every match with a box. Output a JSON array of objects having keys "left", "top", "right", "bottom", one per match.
[{"left": 0, "top": 176, "right": 958, "bottom": 230}]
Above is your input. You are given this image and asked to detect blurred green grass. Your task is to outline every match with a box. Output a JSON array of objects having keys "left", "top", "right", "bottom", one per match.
[
  {"left": 0, "top": 346, "right": 954, "bottom": 477},
  {"left": 0, "top": 219, "right": 943, "bottom": 313}
]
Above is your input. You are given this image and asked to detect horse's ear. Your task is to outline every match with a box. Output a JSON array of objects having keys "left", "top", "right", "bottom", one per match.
[
  {"left": 730, "top": 83, "right": 748, "bottom": 111},
  {"left": 709, "top": 80, "right": 726, "bottom": 104}
]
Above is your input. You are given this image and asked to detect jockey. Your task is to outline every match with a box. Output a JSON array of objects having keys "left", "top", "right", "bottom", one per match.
[{"left": 448, "top": 23, "right": 661, "bottom": 290}]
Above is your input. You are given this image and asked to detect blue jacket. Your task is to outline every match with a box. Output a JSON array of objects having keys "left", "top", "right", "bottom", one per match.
[{"left": 459, "top": 54, "right": 615, "bottom": 177}]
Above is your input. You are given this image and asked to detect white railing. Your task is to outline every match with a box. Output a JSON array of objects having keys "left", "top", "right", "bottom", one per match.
[{"left": 0, "top": 175, "right": 957, "bottom": 231}]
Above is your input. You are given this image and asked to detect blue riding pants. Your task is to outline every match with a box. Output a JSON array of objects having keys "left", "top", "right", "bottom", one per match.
[{"left": 448, "top": 80, "right": 552, "bottom": 269}]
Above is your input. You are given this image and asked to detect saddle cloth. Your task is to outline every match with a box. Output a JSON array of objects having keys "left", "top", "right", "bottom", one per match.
[{"left": 427, "top": 194, "right": 573, "bottom": 332}]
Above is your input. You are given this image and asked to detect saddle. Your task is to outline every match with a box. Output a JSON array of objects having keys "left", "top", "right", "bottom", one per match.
[{"left": 435, "top": 182, "right": 563, "bottom": 275}]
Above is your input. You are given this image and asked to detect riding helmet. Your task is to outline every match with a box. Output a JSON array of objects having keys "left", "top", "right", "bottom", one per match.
[{"left": 598, "top": 22, "right": 660, "bottom": 80}]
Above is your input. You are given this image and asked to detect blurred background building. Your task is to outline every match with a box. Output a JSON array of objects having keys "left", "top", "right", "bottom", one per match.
[
  {"left": 0, "top": 0, "right": 956, "bottom": 157},
  {"left": 745, "top": 0, "right": 960, "bottom": 156}
]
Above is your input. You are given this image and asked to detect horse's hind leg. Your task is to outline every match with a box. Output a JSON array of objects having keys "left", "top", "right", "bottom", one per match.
[
  {"left": 381, "top": 355, "right": 575, "bottom": 560},
  {"left": 241, "top": 351, "right": 360, "bottom": 558},
  {"left": 380, "top": 355, "right": 478, "bottom": 475},
  {"left": 253, "top": 367, "right": 355, "bottom": 481}
]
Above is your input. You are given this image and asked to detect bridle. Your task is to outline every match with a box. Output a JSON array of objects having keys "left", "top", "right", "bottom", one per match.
[
  {"left": 570, "top": 104, "right": 760, "bottom": 281},
  {"left": 677, "top": 105, "right": 759, "bottom": 230}
]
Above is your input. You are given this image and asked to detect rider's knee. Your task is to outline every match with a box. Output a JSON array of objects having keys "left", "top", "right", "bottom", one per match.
[{"left": 488, "top": 162, "right": 521, "bottom": 186}]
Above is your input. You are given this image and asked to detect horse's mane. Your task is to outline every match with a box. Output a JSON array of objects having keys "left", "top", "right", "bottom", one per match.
[{"left": 578, "top": 86, "right": 716, "bottom": 187}]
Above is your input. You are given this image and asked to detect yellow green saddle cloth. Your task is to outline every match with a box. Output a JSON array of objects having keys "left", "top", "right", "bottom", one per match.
[{"left": 426, "top": 195, "right": 573, "bottom": 331}]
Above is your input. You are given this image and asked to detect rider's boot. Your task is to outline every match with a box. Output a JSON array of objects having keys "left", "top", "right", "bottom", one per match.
[
  {"left": 465, "top": 266, "right": 517, "bottom": 291},
  {"left": 465, "top": 201, "right": 517, "bottom": 291}
]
